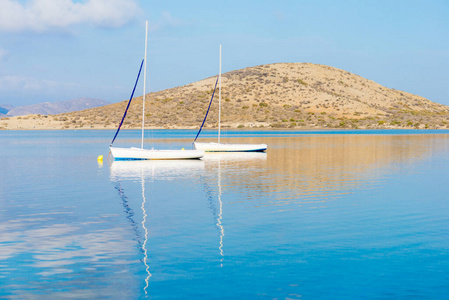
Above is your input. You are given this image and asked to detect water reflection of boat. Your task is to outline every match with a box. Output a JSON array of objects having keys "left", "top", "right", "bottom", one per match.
[
  {"left": 110, "top": 159, "right": 205, "bottom": 295},
  {"left": 201, "top": 152, "right": 267, "bottom": 267},
  {"left": 110, "top": 160, "right": 205, "bottom": 181},
  {"left": 201, "top": 158, "right": 225, "bottom": 267},
  {"left": 201, "top": 150, "right": 269, "bottom": 266},
  {"left": 202, "top": 152, "right": 267, "bottom": 162},
  {"left": 216, "top": 160, "right": 224, "bottom": 267}
]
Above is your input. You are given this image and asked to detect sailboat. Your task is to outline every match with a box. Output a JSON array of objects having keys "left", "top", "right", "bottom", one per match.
[
  {"left": 193, "top": 45, "right": 267, "bottom": 152},
  {"left": 109, "top": 21, "right": 204, "bottom": 160}
]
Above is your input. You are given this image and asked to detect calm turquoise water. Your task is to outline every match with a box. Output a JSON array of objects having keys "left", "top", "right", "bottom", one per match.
[{"left": 1, "top": 130, "right": 449, "bottom": 299}]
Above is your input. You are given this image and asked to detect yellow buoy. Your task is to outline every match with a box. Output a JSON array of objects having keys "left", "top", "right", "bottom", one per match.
[
  {"left": 181, "top": 148, "right": 185, "bottom": 150},
  {"left": 97, "top": 155, "right": 103, "bottom": 161}
]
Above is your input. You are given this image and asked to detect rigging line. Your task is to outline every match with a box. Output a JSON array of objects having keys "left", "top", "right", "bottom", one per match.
[
  {"left": 110, "top": 59, "right": 145, "bottom": 146},
  {"left": 193, "top": 75, "right": 219, "bottom": 143}
]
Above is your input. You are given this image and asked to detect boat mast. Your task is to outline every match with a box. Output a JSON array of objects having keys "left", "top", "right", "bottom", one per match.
[
  {"left": 141, "top": 21, "right": 148, "bottom": 149},
  {"left": 218, "top": 44, "right": 222, "bottom": 143}
]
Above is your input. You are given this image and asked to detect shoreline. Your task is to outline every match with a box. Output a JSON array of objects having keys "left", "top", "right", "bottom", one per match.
[
  {"left": 1, "top": 126, "right": 448, "bottom": 132},
  {"left": 2, "top": 113, "right": 448, "bottom": 131}
]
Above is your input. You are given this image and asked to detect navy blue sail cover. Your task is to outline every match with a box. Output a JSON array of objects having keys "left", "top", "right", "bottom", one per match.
[
  {"left": 110, "top": 59, "right": 144, "bottom": 146},
  {"left": 193, "top": 75, "right": 219, "bottom": 142}
]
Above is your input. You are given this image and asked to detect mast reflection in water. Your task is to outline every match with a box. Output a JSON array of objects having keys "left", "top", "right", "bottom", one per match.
[{"left": 110, "top": 160, "right": 206, "bottom": 295}]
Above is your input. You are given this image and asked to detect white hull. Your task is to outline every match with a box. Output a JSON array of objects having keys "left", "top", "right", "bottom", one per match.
[
  {"left": 110, "top": 147, "right": 204, "bottom": 160},
  {"left": 194, "top": 142, "right": 267, "bottom": 152}
]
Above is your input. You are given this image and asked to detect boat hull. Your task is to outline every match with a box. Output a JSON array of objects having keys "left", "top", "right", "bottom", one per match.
[
  {"left": 110, "top": 147, "right": 204, "bottom": 160},
  {"left": 194, "top": 142, "right": 267, "bottom": 152}
]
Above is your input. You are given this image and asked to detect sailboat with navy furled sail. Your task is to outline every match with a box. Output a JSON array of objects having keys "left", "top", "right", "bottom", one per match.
[
  {"left": 193, "top": 45, "right": 267, "bottom": 152},
  {"left": 109, "top": 21, "right": 204, "bottom": 160}
]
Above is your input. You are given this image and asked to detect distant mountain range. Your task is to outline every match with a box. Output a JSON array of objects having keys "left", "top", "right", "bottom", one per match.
[
  {"left": 0, "top": 104, "right": 14, "bottom": 116},
  {"left": 3, "top": 98, "right": 110, "bottom": 117},
  {"left": 0, "top": 107, "right": 9, "bottom": 115}
]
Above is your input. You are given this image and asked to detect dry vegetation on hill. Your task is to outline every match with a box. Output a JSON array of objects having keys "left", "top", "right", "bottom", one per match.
[{"left": 2, "top": 62, "right": 449, "bottom": 130}]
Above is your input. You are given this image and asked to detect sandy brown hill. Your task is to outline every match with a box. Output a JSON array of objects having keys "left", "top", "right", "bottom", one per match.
[{"left": 2, "top": 63, "right": 449, "bottom": 130}]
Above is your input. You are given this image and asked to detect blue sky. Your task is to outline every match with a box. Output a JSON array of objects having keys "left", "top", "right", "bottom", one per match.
[{"left": 0, "top": 0, "right": 448, "bottom": 107}]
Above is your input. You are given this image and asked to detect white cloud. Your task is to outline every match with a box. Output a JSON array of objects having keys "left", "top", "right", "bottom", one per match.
[
  {"left": 0, "top": 0, "right": 140, "bottom": 32},
  {"left": 0, "top": 75, "right": 81, "bottom": 91}
]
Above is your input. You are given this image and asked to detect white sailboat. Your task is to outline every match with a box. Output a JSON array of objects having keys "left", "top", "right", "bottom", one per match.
[
  {"left": 194, "top": 45, "right": 267, "bottom": 152},
  {"left": 109, "top": 21, "right": 204, "bottom": 160}
]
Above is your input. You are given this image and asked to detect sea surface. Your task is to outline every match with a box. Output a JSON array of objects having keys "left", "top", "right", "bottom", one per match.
[{"left": 1, "top": 129, "right": 449, "bottom": 299}]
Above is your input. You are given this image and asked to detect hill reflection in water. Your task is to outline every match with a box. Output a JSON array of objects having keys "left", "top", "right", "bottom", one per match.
[
  {"left": 184, "top": 134, "right": 446, "bottom": 210},
  {"left": 110, "top": 133, "right": 448, "bottom": 213}
]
